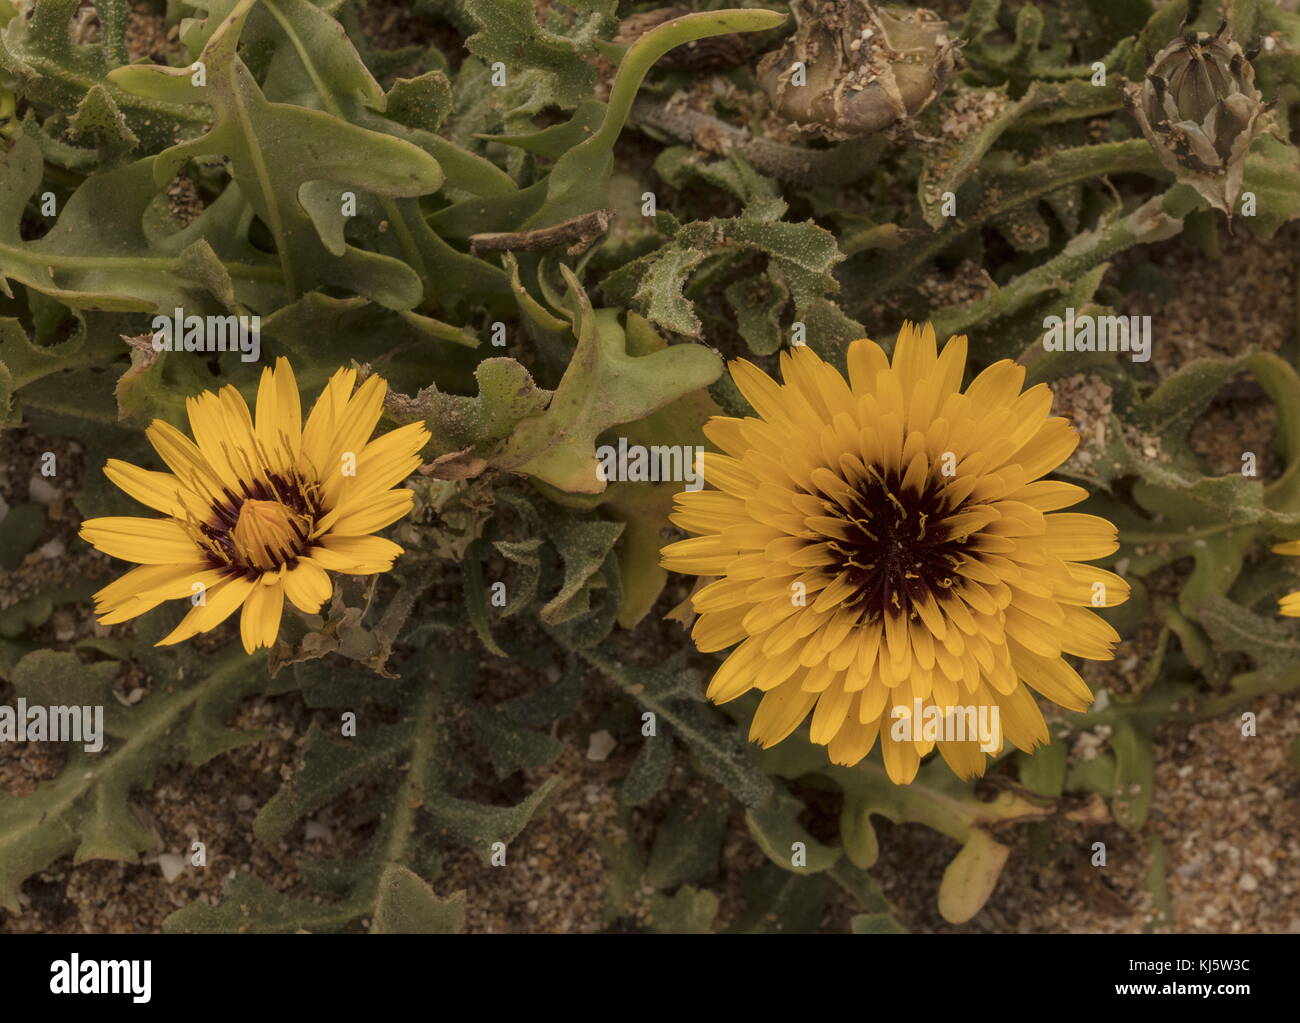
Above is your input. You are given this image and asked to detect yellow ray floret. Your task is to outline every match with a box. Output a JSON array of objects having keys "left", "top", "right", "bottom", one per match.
[
  {"left": 660, "top": 322, "right": 1129, "bottom": 784},
  {"left": 1273, "top": 540, "right": 1300, "bottom": 617},
  {"left": 79, "top": 357, "right": 429, "bottom": 654}
]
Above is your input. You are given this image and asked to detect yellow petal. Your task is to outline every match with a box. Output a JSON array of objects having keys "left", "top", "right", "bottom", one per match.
[
  {"left": 310, "top": 533, "right": 403, "bottom": 573},
  {"left": 255, "top": 356, "right": 303, "bottom": 471},
  {"left": 317, "top": 487, "right": 413, "bottom": 537},
  {"left": 144, "top": 419, "right": 227, "bottom": 503},
  {"left": 879, "top": 718, "right": 921, "bottom": 784},
  {"left": 936, "top": 739, "right": 987, "bottom": 780},
  {"left": 845, "top": 338, "right": 889, "bottom": 396},
  {"left": 749, "top": 680, "right": 818, "bottom": 747},
  {"left": 240, "top": 580, "right": 285, "bottom": 653},
  {"left": 103, "top": 459, "right": 193, "bottom": 518},
  {"left": 283, "top": 559, "right": 334, "bottom": 613},
  {"left": 1042, "top": 512, "right": 1119, "bottom": 561},
  {"left": 79, "top": 516, "right": 203, "bottom": 565},
  {"left": 301, "top": 366, "right": 357, "bottom": 475},
  {"left": 156, "top": 576, "right": 255, "bottom": 646},
  {"left": 321, "top": 421, "right": 429, "bottom": 512}
]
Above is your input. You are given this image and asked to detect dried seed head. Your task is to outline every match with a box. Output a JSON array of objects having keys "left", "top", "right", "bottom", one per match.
[
  {"left": 756, "top": 0, "right": 961, "bottom": 140},
  {"left": 1123, "top": 21, "right": 1276, "bottom": 217}
]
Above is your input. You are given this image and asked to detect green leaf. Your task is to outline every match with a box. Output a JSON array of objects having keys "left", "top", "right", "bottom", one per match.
[
  {"left": 244, "top": 0, "right": 515, "bottom": 314},
  {"left": 166, "top": 873, "right": 363, "bottom": 933},
  {"left": 467, "top": 703, "right": 564, "bottom": 778},
  {"left": 0, "top": 500, "right": 44, "bottom": 570},
  {"left": 1107, "top": 717, "right": 1159, "bottom": 837},
  {"left": 936, "top": 828, "right": 1010, "bottom": 925},
  {"left": 631, "top": 245, "right": 706, "bottom": 337},
  {"left": 0, "top": 579, "right": 97, "bottom": 640},
  {"left": 647, "top": 886, "right": 718, "bottom": 933},
  {"left": 109, "top": 0, "right": 444, "bottom": 309},
  {"left": 68, "top": 83, "right": 140, "bottom": 161},
  {"left": 757, "top": 742, "right": 1054, "bottom": 921},
  {"left": 497, "top": 269, "right": 721, "bottom": 493},
  {"left": 620, "top": 733, "right": 674, "bottom": 806},
  {"left": 851, "top": 912, "right": 908, "bottom": 934},
  {"left": 0, "top": 0, "right": 210, "bottom": 153},
  {"left": 608, "top": 197, "right": 843, "bottom": 342},
  {"left": 462, "top": 0, "right": 616, "bottom": 125},
  {"left": 177, "top": 653, "right": 559, "bottom": 932},
  {"left": 577, "top": 646, "right": 773, "bottom": 807},
  {"left": 726, "top": 273, "right": 790, "bottom": 356},
  {"left": 589, "top": 315, "right": 722, "bottom": 625},
  {"left": 646, "top": 794, "right": 729, "bottom": 890},
  {"left": 746, "top": 785, "right": 842, "bottom": 875},
  {"left": 537, "top": 510, "right": 624, "bottom": 625},
  {"left": 728, "top": 863, "right": 835, "bottom": 933},
  {"left": 1066, "top": 751, "right": 1117, "bottom": 795},
  {"left": 1143, "top": 834, "right": 1173, "bottom": 929},
  {"left": 0, "top": 640, "right": 266, "bottom": 912},
  {"left": 919, "top": 81, "right": 1122, "bottom": 229},
  {"left": 369, "top": 864, "right": 466, "bottom": 934},
  {"left": 1016, "top": 738, "right": 1067, "bottom": 797},
  {"left": 413, "top": 357, "right": 551, "bottom": 459},
  {"left": 0, "top": 136, "right": 274, "bottom": 312},
  {"left": 518, "top": 8, "right": 787, "bottom": 229}
]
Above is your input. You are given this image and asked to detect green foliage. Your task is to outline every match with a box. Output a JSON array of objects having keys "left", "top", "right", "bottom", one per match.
[
  {"left": 0, "top": 625, "right": 268, "bottom": 912},
  {"left": 167, "top": 651, "right": 559, "bottom": 932},
  {"left": 462, "top": 0, "right": 617, "bottom": 127}
]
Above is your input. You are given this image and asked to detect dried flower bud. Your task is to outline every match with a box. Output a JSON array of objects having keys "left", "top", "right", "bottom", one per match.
[
  {"left": 616, "top": 7, "right": 754, "bottom": 72},
  {"left": 1124, "top": 21, "right": 1276, "bottom": 218},
  {"left": 756, "top": 0, "right": 961, "bottom": 140}
]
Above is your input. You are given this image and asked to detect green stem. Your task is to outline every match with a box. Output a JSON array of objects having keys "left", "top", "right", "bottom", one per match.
[
  {"left": 853, "top": 139, "right": 1166, "bottom": 297},
  {"left": 525, "top": 9, "right": 786, "bottom": 229},
  {"left": 0, "top": 243, "right": 282, "bottom": 281},
  {"left": 931, "top": 189, "right": 1188, "bottom": 340}
]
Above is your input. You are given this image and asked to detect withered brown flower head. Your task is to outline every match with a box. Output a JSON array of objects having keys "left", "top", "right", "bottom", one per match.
[
  {"left": 757, "top": 0, "right": 961, "bottom": 140},
  {"left": 1124, "top": 20, "right": 1276, "bottom": 218}
]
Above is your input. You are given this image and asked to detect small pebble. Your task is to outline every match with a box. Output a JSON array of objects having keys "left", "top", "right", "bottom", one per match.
[
  {"left": 586, "top": 730, "right": 616, "bottom": 762},
  {"left": 305, "top": 820, "right": 330, "bottom": 840},
  {"left": 157, "top": 854, "right": 186, "bottom": 883},
  {"left": 27, "top": 476, "right": 59, "bottom": 504}
]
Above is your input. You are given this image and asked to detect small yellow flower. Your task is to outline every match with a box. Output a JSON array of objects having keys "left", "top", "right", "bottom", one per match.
[
  {"left": 660, "top": 323, "right": 1129, "bottom": 784},
  {"left": 79, "top": 358, "right": 429, "bottom": 654},
  {"left": 1274, "top": 542, "right": 1300, "bottom": 616}
]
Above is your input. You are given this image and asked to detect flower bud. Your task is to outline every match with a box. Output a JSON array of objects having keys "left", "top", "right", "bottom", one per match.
[
  {"left": 1124, "top": 20, "right": 1276, "bottom": 217},
  {"left": 757, "top": 0, "right": 961, "bottom": 140}
]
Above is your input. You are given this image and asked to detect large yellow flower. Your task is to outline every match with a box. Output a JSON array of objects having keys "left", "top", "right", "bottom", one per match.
[
  {"left": 660, "top": 323, "right": 1129, "bottom": 784},
  {"left": 79, "top": 358, "right": 429, "bottom": 654}
]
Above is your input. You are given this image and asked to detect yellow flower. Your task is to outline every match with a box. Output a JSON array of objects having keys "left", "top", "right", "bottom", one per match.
[
  {"left": 660, "top": 323, "right": 1129, "bottom": 784},
  {"left": 1274, "top": 542, "right": 1300, "bottom": 615},
  {"left": 79, "top": 358, "right": 429, "bottom": 654}
]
